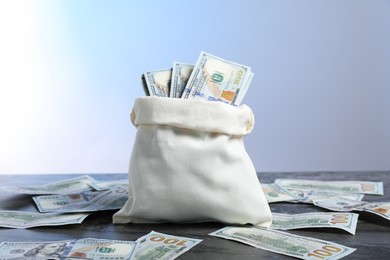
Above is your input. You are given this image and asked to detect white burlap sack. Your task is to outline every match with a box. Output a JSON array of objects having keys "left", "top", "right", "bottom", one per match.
[{"left": 113, "top": 96, "right": 272, "bottom": 226}]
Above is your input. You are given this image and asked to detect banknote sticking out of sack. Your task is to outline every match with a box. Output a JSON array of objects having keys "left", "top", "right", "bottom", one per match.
[{"left": 113, "top": 96, "right": 272, "bottom": 226}]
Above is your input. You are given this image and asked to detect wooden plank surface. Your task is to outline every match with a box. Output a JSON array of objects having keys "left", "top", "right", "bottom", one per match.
[{"left": 0, "top": 171, "right": 389, "bottom": 259}]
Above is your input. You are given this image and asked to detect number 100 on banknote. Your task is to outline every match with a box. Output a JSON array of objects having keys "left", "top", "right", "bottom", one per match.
[{"left": 182, "top": 51, "right": 253, "bottom": 106}]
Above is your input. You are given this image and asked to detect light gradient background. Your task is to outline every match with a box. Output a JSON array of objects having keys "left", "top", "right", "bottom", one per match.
[{"left": 1, "top": 0, "right": 389, "bottom": 174}]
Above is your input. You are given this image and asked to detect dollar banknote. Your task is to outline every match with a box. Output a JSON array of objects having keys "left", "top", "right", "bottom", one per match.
[
  {"left": 170, "top": 62, "right": 194, "bottom": 98},
  {"left": 66, "top": 238, "right": 136, "bottom": 259},
  {"left": 89, "top": 179, "right": 128, "bottom": 191},
  {"left": 0, "top": 240, "right": 76, "bottom": 260},
  {"left": 274, "top": 178, "right": 384, "bottom": 195},
  {"left": 33, "top": 190, "right": 106, "bottom": 212},
  {"left": 0, "top": 210, "right": 89, "bottom": 228},
  {"left": 313, "top": 198, "right": 390, "bottom": 221},
  {"left": 0, "top": 238, "right": 136, "bottom": 260},
  {"left": 132, "top": 231, "right": 202, "bottom": 260},
  {"left": 87, "top": 186, "right": 128, "bottom": 210},
  {"left": 363, "top": 202, "right": 390, "bottom": 221},
  {"left": 1, "top": 175, "right": 97, "bottom": 195},
  {"left": 33, "top": 186, "right": 128, "bottom": 213},
  {"left": 140, "top": 74, "right": 150, "bottom": 96},
  {"left": 143, "top": 69, "right": 172, "bottom": 97},
  {"left": 209, "top": 226, "right": 356, "bottom": 259},
  {"left": 313, "top": 197, "right": 369, "bottom": 212},
  {"left": 181, "top": 51, "right": 253, "bottom": 106},
  {"left": 285, "top": 188, "right": 365, "bottom": 204},
  {"left": 270, "top": 212, "right": 358, "bottom": 235},
  {"left": 260, "top": 183, "right": 299, "bottom": 203}
]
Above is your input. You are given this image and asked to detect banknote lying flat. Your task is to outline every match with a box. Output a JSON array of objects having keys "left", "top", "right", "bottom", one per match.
[
  {"left": 170, "top": 62, "right": 194, "bottom": 98},
  {"left": 143, "top": 69, "right": 172, "bottom": 97},
  {"left": 313, "top": 197, "right": 390, "bottom": 221},
  {"left": 67, "top": 238, "right": 136, "bottom": 259},
  {"left": 0, "top": 240, "right": 75, "bottom": 260},
  {"left": 285, "top": 188, "right": 365, "bottom": 204},
  {"left": 1, "top": 175, "right": 97, "bottom": 195},
  {"left": 132, "top": 231, "right": 202, "bottom": 260},
  {"left": 275, "top": 179, "right": 384, "bottom": 195},
  {"left": 89, "top": 179, "right": 128, "bottom": 191},
  {"left": 0, "top": 210, "right": 89, "bottom": 228},
  {"left": 33, "top": 186, "right": 128, "bottom": 213},
  {"left": 313, "top": 197, "right": 367, "bottom": 212},
  {"left": 0, "top": 238, "right": 136, "bottom": 260},
  {"left": 181, "top": 51, "right": 253, "bottom": 106},
  {"left": 209, "top": 226, "right": 356, "bottom": 259},
  {"left": 270, "top": 212, "right": 358, "bottom": 235},
  {"left": 0, "top": 232, "right": 202, "bottom": 260},
  {"left": 261, "top": 183, "right": 299, "bottom": 203}
]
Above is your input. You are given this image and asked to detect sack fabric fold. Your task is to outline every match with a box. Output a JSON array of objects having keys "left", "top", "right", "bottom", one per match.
[{"left": 113, "top": 96, "right": 272, "bottom": 226}]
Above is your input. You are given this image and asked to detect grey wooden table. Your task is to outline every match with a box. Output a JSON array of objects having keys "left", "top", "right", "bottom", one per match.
[{"left": 0, "top": 171, "right": 389, "bottom": 259}]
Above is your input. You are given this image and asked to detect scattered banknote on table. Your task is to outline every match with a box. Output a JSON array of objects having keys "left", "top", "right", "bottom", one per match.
[
  {"left": 0, "top": 210, "right": 89, "bottom": 228},
  {"left": 132, "top": 231, "right": 202, "bottom": 260},
  {"left": 66, "top": 238, "right": 136, "bottom": 259},
  {"left": 209, "top": 226, "right": 356, "bottom": 259},
  {"left": 313, "top": 197, "right": 390, "bottom": 221},
  {"left": 0, "top": 240, "right": 75, "bottom": 260},
  {"left": 0, "top": 238, "right": 136, "bottom": 260},
  {"left": 0, "top": 232, "right": 201, "bottom": 260},
  {"left": 313, "top": 197, "right": 367, "bottom": 212},
  {"left": 141, "top": 51, "right": 253, "bottom": 106},
  {"left": 33, "top": 186, "right": 128, "bottom": 213},
  {"left": 33, "top": 190, "right": 107, "bottom": 213},
  {"left": 89, "top": 179, "right": 128, "bottom": 191},
  {"left": 1, "top": 174, "right": 387, "bottom": 258},
  {"left": 270, "top": 212, "right": 358, "bottom": 235},
  {"left": 362, "top": 201, "right": 390, "bottom": 221},
  {"left": 1, "top": 175, "right": 97, "bottom": 195},
  {"left": 285, "top": 188, "right": 365, "bottom": 204},
  {"left": 274, "top": 179, "right": 384, "bottom": 195},
  {"left": 261, "top": 183, "right": 299, "bottom": 203}
]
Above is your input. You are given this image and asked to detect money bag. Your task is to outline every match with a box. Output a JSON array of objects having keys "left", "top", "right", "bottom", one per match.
[{"left": 113, "top": 96, "right": 272, "bottom": 226}]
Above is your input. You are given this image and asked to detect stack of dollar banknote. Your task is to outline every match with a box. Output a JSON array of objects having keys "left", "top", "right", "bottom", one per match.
[
  {"left": 0, "top": 176, "right": 388, "bottom": 259},
  {"left": 141, "top": 51, "right": 253, "bottom": 106}
]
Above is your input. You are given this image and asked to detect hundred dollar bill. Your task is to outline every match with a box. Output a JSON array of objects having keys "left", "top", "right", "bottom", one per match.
[
  {"left": 274, "top": 178, "right": 384, "bottom": 195},
  {"left": 141, "top": 74, "right": 150, "bottom": 96},
  {"left": 132, "top": 231, "right": 202, "bottom": 260},
  {"left": 33, "top": 186, "right": 128, "bottom": 213},
  {"left": 143, "top": 69, "right": 172, "bottom": 97},
  {"left": 209, "top": 226, "right": 356, "bottom": 259},
  {"left": 313, "top": 198, "right": 390, "bottom": 221},
  {"left": 0, "top": 238, "right": 136, "bottom": 260},
  {"left": 286, "top": 188, "right": 365, "bottom": 204},
  {"left": 270, "top": 212, "right": 358, "bottom": 235},
  {"left": 261, "top": 183, "right": 299, "bottom": 203},
  {"left": 33, "top": 190, "right": 106, "bottom": 212},
  {"left": 89, "top": 179, "right": 128, "bottom": 191},
  {"left": 1, "top": 175, "right": 97, "bottom": 195},
  {"left": 0, "top": 240, "right": 76, "bottom": 260},
  {"left": 313, "top": 197, "right": 367, "bottom": 212},
  {"left": 66, "top": 238, "right": 136, "bottom": 260},
  {"left": 363, "top": 202, "right": 390, "bottom": 221},
  {"left": 170, "top": 62, "right": 194, "bottom": 98},
  {"left": 181, "top": 51, "right": 253, "bottom": 106},
  {"left": 0, "top": 210, "right": 89, "bottom": 228},
  {"left": 88, "top": 186, "right": 129, "bottom": 210}
]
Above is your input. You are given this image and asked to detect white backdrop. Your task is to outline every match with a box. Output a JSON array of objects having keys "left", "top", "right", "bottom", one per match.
[{"left": 1, "top": 0, "right": 389, "bottom": 174}]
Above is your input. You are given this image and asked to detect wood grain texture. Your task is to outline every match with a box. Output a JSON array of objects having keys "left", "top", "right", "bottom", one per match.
[{"left": 0, "top": 172, "right": 389, "bottom": 259}]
